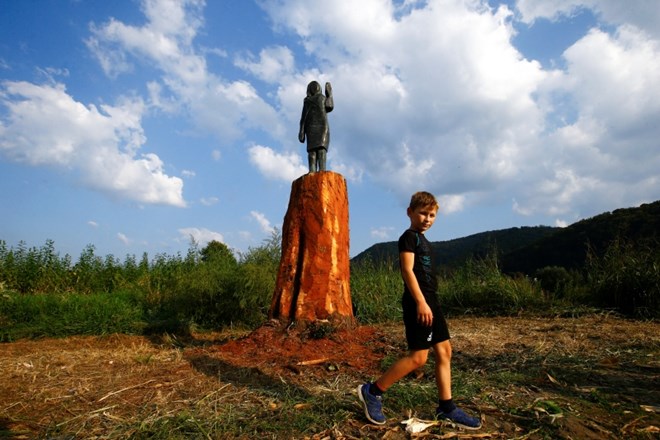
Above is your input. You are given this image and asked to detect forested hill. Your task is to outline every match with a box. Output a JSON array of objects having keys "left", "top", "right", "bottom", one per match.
[
  {"left": 351, "top": 226, "right": 559, "bottom": 271},
  {"left": 500, "top": 200, "right": 660, "bottom": 274},
  {"left": 352, "top": 200, "right": 660, "bottom": 275}
]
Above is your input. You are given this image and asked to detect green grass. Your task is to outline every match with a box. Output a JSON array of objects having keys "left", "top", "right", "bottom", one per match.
[{"left": 0, "top": 290, "right": 146, "bottom": 341}]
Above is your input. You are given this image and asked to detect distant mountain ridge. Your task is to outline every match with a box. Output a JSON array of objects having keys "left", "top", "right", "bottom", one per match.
[
  {"left": 352, "top": 226, "right": 559, "bottom": 270},
  {"left": 501, "top": 200, "right": 660, "bottom": 274},
  {"left": 352, "top": 200, "right": 660, "bottom": 275}
]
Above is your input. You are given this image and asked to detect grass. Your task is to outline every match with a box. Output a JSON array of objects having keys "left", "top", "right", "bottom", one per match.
[{"left": 1, "top": 315, "right": 658, "bottom": 439}]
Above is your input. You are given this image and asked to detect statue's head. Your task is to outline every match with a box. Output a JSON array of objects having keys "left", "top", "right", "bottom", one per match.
[{"left": 306, "top": 81, "right": 322, "bottom": 97}]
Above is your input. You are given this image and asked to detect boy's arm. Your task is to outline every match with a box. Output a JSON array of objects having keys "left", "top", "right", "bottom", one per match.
[{"left": 400, "top": 251, "right": 433, "bottom": 326}]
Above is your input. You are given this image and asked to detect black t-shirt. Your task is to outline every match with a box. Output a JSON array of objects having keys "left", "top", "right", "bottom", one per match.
[{"left": 398, "top": 229, "right": 438, "bottom": 303}]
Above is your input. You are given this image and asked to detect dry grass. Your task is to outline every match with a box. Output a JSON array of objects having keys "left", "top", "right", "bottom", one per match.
[{"left": 1, "top": 315, "right": 658, "bottom": 439}]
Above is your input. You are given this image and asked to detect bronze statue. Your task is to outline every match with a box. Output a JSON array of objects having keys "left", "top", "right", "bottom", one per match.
[{"left": 299, "top": 81, "right": 333, "bottom": 172}]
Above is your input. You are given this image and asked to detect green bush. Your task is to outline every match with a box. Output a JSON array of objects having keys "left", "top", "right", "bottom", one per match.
[
  {"left": 585, "top": 238, "right": 660, "bottom": 317},
  {"left": 535, "top": 266, "right": 577, "bottom": 299}
]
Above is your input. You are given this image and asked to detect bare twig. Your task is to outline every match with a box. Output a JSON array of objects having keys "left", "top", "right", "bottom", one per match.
[
  {"left": 297, "top": 357, "right": 330, "bottom": 366},
  {"left": 98, "top": 379, "right": 155, "bottom": 402}
]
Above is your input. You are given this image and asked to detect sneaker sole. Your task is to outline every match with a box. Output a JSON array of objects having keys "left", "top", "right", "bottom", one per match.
[
  {"left": 439, "top": 418, "right": 482, "bottom": 430},
  {"left": 356, "top": 385, "right": 386, "bottom": 425}
]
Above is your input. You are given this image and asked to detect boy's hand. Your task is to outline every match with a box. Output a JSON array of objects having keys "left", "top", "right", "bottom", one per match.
[{"left": 417, "top": 301, "right": 433, "bottom": 327}]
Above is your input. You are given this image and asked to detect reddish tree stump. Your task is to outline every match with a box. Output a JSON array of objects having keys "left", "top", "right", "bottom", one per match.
[{"left": 269, "top": 171, "right": 353, "bottom": 324}]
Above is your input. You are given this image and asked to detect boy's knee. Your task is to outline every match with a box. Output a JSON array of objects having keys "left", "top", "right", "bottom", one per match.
[
  {"left": 410, "top": 350, "right": 429, "bottom": 368},
  {"left": 434, "top": 341, "right": 452, "bottom": 361}
]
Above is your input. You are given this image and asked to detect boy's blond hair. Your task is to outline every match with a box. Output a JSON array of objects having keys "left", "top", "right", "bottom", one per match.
[{"left": 409, "top": 191, "right": 439, "bottom": 211}]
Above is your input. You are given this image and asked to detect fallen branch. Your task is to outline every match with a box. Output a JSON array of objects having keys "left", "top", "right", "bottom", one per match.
[
  {"left": 98, "top": 379, "right": 155, "bottom": 402},
  {"left": 296, "top": 358, "right": 330, "bottom": 366}
]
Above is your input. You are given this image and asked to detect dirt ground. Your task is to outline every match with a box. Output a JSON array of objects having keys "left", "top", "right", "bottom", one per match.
[{"left": 1, "top": 315, "right": 658, "bottom": 439}]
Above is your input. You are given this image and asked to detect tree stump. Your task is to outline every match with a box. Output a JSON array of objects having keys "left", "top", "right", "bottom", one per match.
[{"left": 269, "top": 171, "right": 353, "bottom": 324}]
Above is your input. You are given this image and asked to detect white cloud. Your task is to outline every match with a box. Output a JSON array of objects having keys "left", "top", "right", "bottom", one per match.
[
  {"left": 200, "top": 196, "right": 219, "bottom": 206},
  {"left": 370, "top": 226, "right": 395, "bottom": 240},
  {"left": 438, "top": 195, "right": 466, "bottom": 215},
  {"left": 516, "top": 0, "right": 660, "bottom": 38},
  {"left": 248, "top": 144, "right": 307, "bottom": 181},
  {"left": 211, "top": 149, "right": 221, "bottom": 161},
  {"left": 235, "top": 46, "right": 295, "bottom": 83},
  {"left": 0, "top": 81, "right": 186, "bottom": 207},
  {"left": 182, "top": 169, "right": 196, "bottom": 178},
  {"left": 257, "top": 0, "right": 660, "bottom": 223},
  {"left": 261, "top": 0, "right": 546, "bottom": 201},
  {"left": 250, "top": 211, "right": 275, "bottom": 234},
  {"left": 178, "top": 227, "right": 224, "bottom": 246},
  {"left": 511, "top": 19, "right": 660, "bottom": 217},
  {"left": 88, "top": 221, "right": 99, "bottom": 228},
  {"left": 117, "top": 232, "right": 131, "bottom": 245},
  {"left": 87, "top": 0, "right": 284, "bottom": 143},
  {"left": 16, "top": 0, "right": 654, "bottom": 229}
]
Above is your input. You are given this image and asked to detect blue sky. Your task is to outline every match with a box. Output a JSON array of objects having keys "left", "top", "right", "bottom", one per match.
[{"left": 1, "top": 0, "right": 659, "bottom": 260}]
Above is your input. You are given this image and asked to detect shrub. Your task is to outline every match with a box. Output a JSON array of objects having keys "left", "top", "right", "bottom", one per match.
[
  {"left": 535, "top": 266, "right": 575, "bottom": 299},
  {"left": 585, "top": 238, "right": 660, "bottom": 317}
]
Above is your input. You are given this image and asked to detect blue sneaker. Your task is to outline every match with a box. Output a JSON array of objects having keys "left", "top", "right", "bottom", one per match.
[
  {"left": 436, "top": 406, "right": 481, "bottom": 430},
  {"left": 357, "top": 383, "right": 386, "bottom": 425}
]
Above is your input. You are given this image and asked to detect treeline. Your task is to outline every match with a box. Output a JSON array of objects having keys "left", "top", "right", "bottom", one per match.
[{"left": 1, "top": 231, "right": 658, "bottom": 341}]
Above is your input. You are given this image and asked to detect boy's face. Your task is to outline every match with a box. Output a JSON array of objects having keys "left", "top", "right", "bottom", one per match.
[{"left": 407, "top": 204, "right": 438, "bottom": 233}]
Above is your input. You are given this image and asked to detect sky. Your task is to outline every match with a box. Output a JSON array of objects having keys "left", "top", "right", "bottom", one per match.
[{"left": 1, "top": 0, "right": 659, "bottom": 261}]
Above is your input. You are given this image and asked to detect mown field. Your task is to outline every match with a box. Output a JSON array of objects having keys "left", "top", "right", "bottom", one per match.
[{"left": 1, "top": 315, "right": 658, "bottom": 439}]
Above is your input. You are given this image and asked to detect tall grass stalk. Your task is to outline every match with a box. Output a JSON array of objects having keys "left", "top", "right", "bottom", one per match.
[
  {"left": 350, "top": 257, "right": 403, "bottom": 323},
  {"left": 438, "top": 253, "right": 543, "bottom": 315}
]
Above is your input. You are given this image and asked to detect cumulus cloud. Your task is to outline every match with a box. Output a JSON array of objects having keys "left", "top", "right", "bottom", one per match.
[
  {"left": 257, "top": 0, "right": 660, "bottom": 222},
  {"left": 250, "top": 211, "right": 276, "bottom": 234},
  {"left": 12, "top": 0, "right": 654, "bottom": 226},
  {"left": 262, "top": 1, "right": 545, "bottom": 196},
  {"left": 86, "top": 0, "right": 284, "bottom": 143},
  {"left": 235, "top": 46, "right": 295, "bottom": 83},
  {"left": 516, "top": 0, "right": 660, "bottom": 38},
  {"left": 248, "top": 144, "right": 307, "bottom": 181},
  {"left": 0, "top": 81, "right": 186, "bottom": 207},
  {"left": 512, "top": 21, "right": 660, "bottom": 217},
  {"left": 178, "top": 227, "right": 224, "bottom": 246}
]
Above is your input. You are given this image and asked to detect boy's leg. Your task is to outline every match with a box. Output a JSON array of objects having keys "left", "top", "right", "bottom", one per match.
[
  {"left": 432, "top": 340, "right": 481, "bottom": 429},
  {"left": 376, "top": 349, "right": 429, "bottom": 391},
  {"left": 357, "top": 349, "right": 428, "bottom": 425},
  {"left": 432, "top": 340, "right": 452, "bottom": 400}
]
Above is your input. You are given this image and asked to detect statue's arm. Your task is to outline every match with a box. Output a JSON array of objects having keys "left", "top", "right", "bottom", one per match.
[
  {"left": 298, "top": 101, "right": 307, "bottom": 143},
  {"left": 324, "top": 82, "right": 334, "bottom": 113}
]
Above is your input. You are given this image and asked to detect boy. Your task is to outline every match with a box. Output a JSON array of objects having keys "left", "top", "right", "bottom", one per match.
[{"left": 357, "top": 191, "right": 481, "bottom": 429}]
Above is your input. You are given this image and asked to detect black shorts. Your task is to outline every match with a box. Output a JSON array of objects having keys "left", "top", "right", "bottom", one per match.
[{"left": 402, "top": 294, "right": 450, "bottom": 351}]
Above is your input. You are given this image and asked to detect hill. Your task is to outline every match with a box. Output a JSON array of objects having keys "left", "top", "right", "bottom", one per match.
[
  {"left": 352, "top": 225, "right": 559, "bottom": 270},
  {"left": 501, "top": 200, "right": 660, "bottom": 274},
  {"left": 352, "top": 200, "right": 660, "bottom": 275}
]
